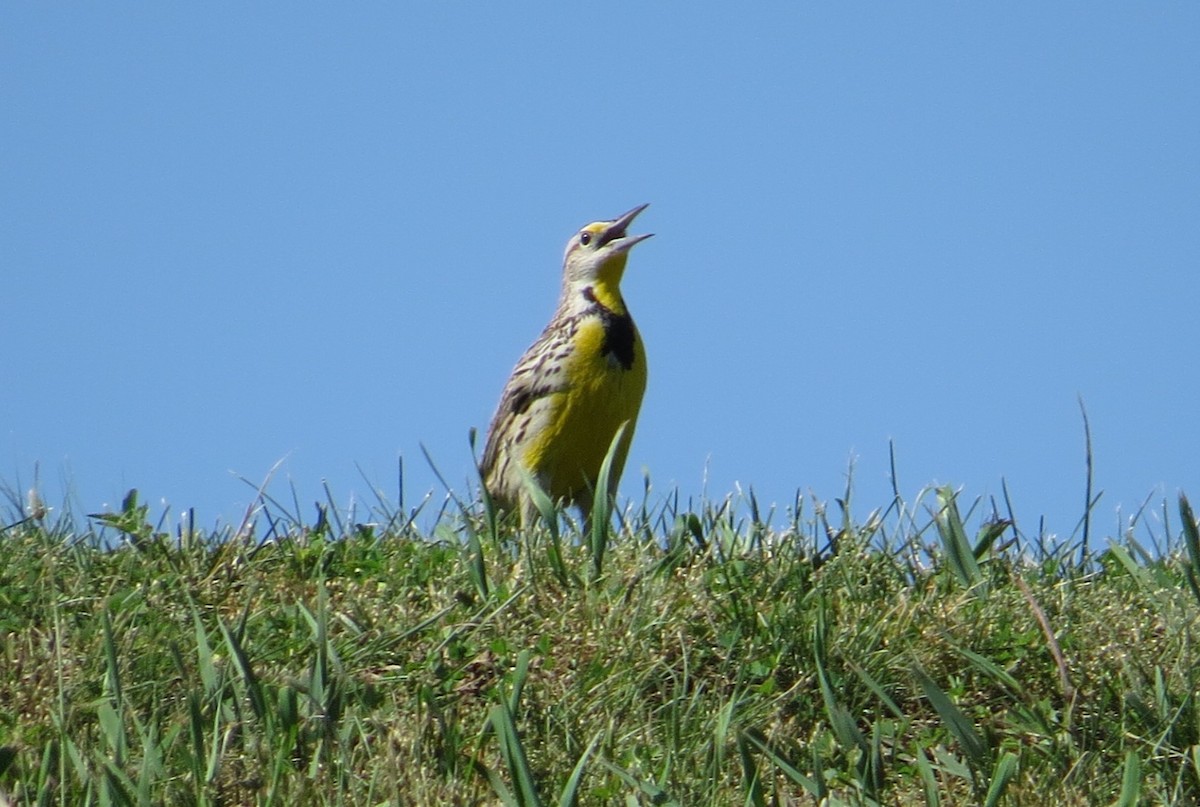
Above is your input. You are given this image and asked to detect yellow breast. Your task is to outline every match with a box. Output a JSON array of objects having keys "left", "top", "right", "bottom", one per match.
[{"left": 521, "top": 315, "right": 647, "bottom": 503}]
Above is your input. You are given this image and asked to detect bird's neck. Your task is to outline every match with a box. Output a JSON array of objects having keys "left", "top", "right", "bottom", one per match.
[
  {"left": 565, "top": 257, "right": 628, "bottom": 314},
  {"left": 564, "top": 277, "right": 625, "bottom": 317}
]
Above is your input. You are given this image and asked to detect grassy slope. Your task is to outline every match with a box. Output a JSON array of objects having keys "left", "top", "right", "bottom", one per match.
[{"left": 1, "top": 484, "right": 1199, "bottom": 806}]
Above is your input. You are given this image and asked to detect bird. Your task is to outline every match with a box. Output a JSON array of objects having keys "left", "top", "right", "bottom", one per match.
[{"left": 480, "top": 203, "right": 652, "bottom": 528}]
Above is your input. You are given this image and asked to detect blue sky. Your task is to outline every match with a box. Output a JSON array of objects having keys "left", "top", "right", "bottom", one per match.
[{"left": 4, "top": 5, "right": 1198, "bottom": 543}]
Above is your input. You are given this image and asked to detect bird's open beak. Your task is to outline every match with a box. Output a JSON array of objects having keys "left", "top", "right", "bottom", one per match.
[{"left": 598, "top": 203, "right": 653, "bottom": 251}]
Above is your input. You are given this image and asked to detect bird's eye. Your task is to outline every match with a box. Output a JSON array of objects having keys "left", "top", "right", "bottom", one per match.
[{"left": 579, "top": 232, "right": 591, "bottom": 246}]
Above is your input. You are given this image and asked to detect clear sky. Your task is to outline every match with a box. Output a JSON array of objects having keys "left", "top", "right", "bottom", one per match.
[{"left": 4, "top": 5, "right": 1198, "bottom": 544}]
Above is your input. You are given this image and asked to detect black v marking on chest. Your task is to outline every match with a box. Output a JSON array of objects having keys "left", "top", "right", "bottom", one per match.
[{"left": 582, "top": 286, "right": 636, "bottom": 371}]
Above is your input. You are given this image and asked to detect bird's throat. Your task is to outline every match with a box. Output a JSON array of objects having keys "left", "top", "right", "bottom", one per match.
[{"left": 581, "top": 273, "right": 627, "bottom": 316}]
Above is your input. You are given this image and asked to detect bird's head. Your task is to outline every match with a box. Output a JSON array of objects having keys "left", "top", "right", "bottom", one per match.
[{"left": 561, "top": 203, "right": 653, "bottom": 293}]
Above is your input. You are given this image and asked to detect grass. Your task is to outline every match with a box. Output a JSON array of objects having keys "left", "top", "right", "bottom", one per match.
[{"left": 1, "top": 475, "right": 1199, "bottom": 805}]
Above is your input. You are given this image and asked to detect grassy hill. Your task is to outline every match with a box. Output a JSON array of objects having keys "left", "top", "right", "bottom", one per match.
[{"left": 1, "top": 481, "right": 1198, "bottom": 805}]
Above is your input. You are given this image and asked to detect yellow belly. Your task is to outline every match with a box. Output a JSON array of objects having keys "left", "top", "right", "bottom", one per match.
[{"left": 520, "top": 317, "right": 647, "bottom": 503}]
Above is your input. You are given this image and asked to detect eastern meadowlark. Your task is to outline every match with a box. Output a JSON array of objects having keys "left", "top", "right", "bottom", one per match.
[{"left": 481, "top": 203, "right": 652, "bottom": 526}]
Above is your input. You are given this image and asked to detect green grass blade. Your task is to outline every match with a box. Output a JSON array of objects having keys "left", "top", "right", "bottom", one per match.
[
  {"left": 508, "top": 649, "right": 531, "bottom": 716},
  {"left": 1193, "top": 742, "right": 1200, "bottom": 790},
  {"left": 455, "top": 437, "right": 493, "bottom": 599},
  {"left": 932, "top": 746, "right": 973, "bottom": 781},
  {"left": 982, "top": 751, "right": 1018, "bottom": 807},
  {"left": 216, "top": 616, "right": 266, "bottom": 720},
  {"left": 736, "top": 731, "right": 767, "bottom": 807},
  {"left": 950, "top": 643, "right": 1021, "bottom": 692},
  {"left": 541, "top": 503, "right": 574, "bottom": 589},
  {"left": 36, "top": 740, "right": 57, "bottom": 804},
  {"left": 1180, "top": 494, "right": 1200, "bottom": 606},
  {"left": 598, "top": 760, "right": 680, "bottom": 807},
  {"left": 589, "top": 422, "right": 629, "bottom": 580},
  {"left": 1077, "top": 396, "right": 1095, "bottom": 565},
  {"left": 133, "top": 711, "right": 163, "bottom": 805},
  {"left": 848, "top": 660, "right": 905, "bottom": 720},
  {"left": 741, "top": 730, "right": 823, "bottom": 798},
  {"left": 863, "top": 719, "right": 885, "bottom": 799},
  {"left": 64, "top": 733, "right": 89, "bottom": 790},
  {"left": 188, "top": 606, "right": 218, "bottom": 697},
  {"left": 1181, "top": 494, "right": 1200, "bottom": 567},
  {"left": 914, "top": 745, "right": 941, "bottom": 807},
  {"left": 934, "top": 487, "right": 983, "bottom": 591},
  {"left": 464, "top": 521, "right": 491, "bottom": 600},
  {"left": 97, "top": 701, "right": 125, "bottom": 770},
  {"left": 708, "top": 692, "right": 736, "bottom": 781},
  {"left": 814, "top": 603, "right": 867, "bottom": 753},
  {"left": 185, "top": 692, "right": 207, "bottom": 788},
  {"left": 518, "top": 465, "right": 561, "bottom": 539},
  {"left": 1114, "top": 750, "right": 1140, "bottom": 807},
  {"left": 912, "top": 664, "right": 989, "bottom": 775},
  {"left": 475, "top": 757, "right": 519, "bottom": 807},
  {"left": 490, "top": 702, "right": 543, "bottom": 807},
  {"left": 101, "top": 610, "right": 124, "bottom": 708},
  {"left": 973, "top": 519, "right": 1010, "bottom": 560},
  {"left": 99, "top": 611, "right": 128, "bottom": 768},
  {"left": 556, "top": 730, "right": 602, "bottom": 807},
  {"left": 1105, "top": 539, "right": 1158, "bottom": 594},
  {"left": 96, "top": 750, "right": 137, "bottom": 807}
]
